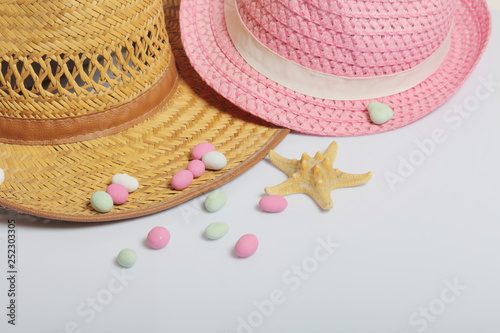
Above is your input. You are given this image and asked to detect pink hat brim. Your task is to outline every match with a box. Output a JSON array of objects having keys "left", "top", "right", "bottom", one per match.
[{"left": 180, "top": 0, "right": 491, "bottom": 136}]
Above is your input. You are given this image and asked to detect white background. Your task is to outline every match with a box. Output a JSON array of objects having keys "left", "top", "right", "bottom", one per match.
[
  {"left": 1, "top": 7, "right": 500, "bottom": 333},
  {"left": 489, "top": 0, "right": 500, "bottom": 9}
]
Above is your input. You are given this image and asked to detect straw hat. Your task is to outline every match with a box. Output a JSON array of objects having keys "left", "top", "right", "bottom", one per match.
[
  {"left": 180, "top": 0, "right": 491, "bottom": 136},
  {"left": 0, "top": 0, "right": 288, "bottom": 222}
]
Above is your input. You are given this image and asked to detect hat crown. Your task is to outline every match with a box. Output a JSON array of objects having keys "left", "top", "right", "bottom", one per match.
[
  {"left": 236, "top": 0, "right": 455, "bottom": 77},
  {"left": 0, "top": 0, "right": 170, "bottom": 120}
]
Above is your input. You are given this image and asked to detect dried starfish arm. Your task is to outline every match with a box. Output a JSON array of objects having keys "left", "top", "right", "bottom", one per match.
[
  {"left": 307, "top": 189, "right": 335, "bottom": 210},
  {"left": 323, "top": 141, "right": 339, "bottom": 164},
  {"left": 265, "top": 141, "right": 372, "bottom": 210},
  {"left": 330, "top": 170, "right": 373, "bottom": 189},
  {"left": 265, "top": 177, "right": 304, "bottom": 196},
  {"left": 266, "top": 178, "right": 336, "bottom": 210},
  {"left": 268, "top": 150, "right": 300, "bottom": 176}
]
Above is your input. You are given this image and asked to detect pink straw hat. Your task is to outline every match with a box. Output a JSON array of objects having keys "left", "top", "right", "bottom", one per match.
[{"left": 180, "top": 0, "right": 491, "bottom": 136}]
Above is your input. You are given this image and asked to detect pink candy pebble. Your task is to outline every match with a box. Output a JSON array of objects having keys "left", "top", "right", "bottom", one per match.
[
  {"left": 187, "top": 159, "right": 205, "bottom": 178},
  {"left": 191, "top": 142, "right": 215, "bottom": 160},
  {"left": 235, "top": 234, "right": 259, "bottom": 258},
  {"left": 171, "top": 170, "right": 194, "bottom": 190},
  {"left": 259, "top": 195, "right": 287, "bottom": 213},
  {"left": 106, "top": 183, "right": 129, "bottom": 205},
  {"left": 147, "top": 226, "right": 171, "bottom": 249}
]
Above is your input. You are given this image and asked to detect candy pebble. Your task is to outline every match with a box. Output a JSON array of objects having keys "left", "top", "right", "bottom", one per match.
[
  {"left": 171, "top": 170, "right": 194, "bottom": 190},
  {"left": 0, "top": 168, "right": 4, "bottom": 185},
  {"left": 235, "top": 234, "right": 258, "bottom": 258},
  {"left": 187, "top": 159, "right": 205, "bottom": 178},
  {"left": 106, "top": 183, "right": 129, "bottom": 205},
  {"left": 191, "top": 142, "right": 215, "bottom": 160},
  {"left": 204, "top": 222, "right": 229, "bottom": 240},
  {"left": 202, "top": 151, "right": 227, "bottom": 170},
  {"left": 112, "top": 173, "right": 139, "bottom": 192},
  {"left": 259, "top": 195, "right": 287, "bottom": 213},
  {"left": 204, "top": 190, "right": 227, "bottom": 212},
  {"left": 90, "top": 191, "right": 114, "bottom": 213},
  {"left": 147, "top": 226, "right": 170, "bottom": 249},
  {"left": 117, "top": 248, "right": 137, "bottom": 268},
  {"left": 367, "top": 101, "right": 394, "bottom": 125}
]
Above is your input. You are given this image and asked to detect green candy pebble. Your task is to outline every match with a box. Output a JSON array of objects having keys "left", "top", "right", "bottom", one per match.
[
  {"left": 367, "top": 101, "right": 394, "bottom": 125},
  {"left": 90, "top": 191, "right": 114, "bottom": 213},
  {"left": 204, "top": 190, "right": 227, "bottom": 212},
  {"left": 205, "top": 222, "right": 229, "bottom": 240},
  {"left": 117, "top": 248, "right": 137, "bottom": 268}
]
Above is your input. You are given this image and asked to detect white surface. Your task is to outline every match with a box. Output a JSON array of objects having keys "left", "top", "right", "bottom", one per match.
[
  {"left": 489, "top": 0, "right": 500, "bottom": 9},
  {"left": 1, "top": 10, "right": 500, "bottom": 333}
]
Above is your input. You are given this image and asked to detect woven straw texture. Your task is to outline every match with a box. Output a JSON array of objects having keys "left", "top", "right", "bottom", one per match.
[
  {"left": 0, "top": 0, "right": 168, "bottom": 119},
  {"left": 237, "top": 0, "right": 454, "bottom": 77},
  {"left": 0, "top": 0, "right": 288, "bottom": 222},
  {"left": 180, "top": 0, "right": 491, "bottom": 136}
]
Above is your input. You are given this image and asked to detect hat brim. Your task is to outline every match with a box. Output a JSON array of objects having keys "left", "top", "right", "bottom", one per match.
[
  {"left": 179, "top": 0, "right": 491, "bottom": 136},
  {"left": 0, "top": 0, "right": 288, "bottom": 222}
]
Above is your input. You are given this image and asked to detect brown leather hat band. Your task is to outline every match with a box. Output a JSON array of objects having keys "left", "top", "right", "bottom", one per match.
[{"left": 0, "top": 60, "right": 179, "bottom": 145}]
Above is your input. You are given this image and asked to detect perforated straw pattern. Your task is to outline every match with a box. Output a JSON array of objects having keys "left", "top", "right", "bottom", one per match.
[
  {"left": 179, "top": 0, "right": 491, "bottom": 136},
  {"left": 0, "top": 0, "right": 168, "bottom": 119},
  {"left": 0, "top": 0, "right": 288, "bottom": 222}
]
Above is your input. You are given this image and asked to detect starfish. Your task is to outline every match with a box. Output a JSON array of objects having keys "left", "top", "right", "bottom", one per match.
[{"left": 264, "top": 141, "right": 372, "bottom": 210}]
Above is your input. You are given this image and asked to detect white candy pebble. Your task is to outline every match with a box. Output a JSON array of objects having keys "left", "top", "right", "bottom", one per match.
[
  {"left": 112, "top": 173, "right": 139, "bottom": 192},
  {"left": 0, "top": 168, "right": 4, "bottom": 185},
  {"left": 202, "top": 151, "right": 227, "bottom": 170}
]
